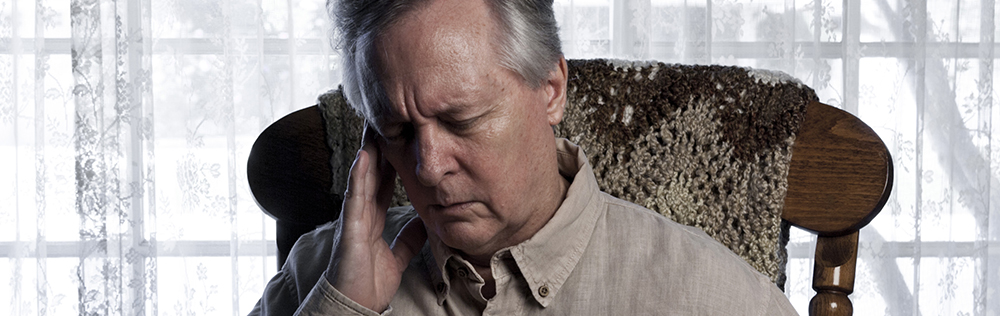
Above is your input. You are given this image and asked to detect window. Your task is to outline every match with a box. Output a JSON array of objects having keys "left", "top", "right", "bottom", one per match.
[{"left": 3, "top": 1, "right": 998, "bottom": 315}]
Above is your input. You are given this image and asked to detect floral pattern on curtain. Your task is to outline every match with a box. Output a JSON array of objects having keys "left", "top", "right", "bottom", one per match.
[
  {"left": 70, "top": 0, "right": 156, "bottom": 314},
  {"left": 2, "top": 0, "right": 998, "bottom": 315},
  {"left": 2, "top": 0, "right": 337, "bottom": 314}
]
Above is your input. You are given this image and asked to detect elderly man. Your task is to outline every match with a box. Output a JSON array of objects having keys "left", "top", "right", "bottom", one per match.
[{"left": 251, "top": 0, "right": 798, "bottom": 314}]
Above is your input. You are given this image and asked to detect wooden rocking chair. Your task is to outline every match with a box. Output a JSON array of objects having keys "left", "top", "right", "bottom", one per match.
[{"left": 247, "top": 65, "right": 891, "bottom": 316}]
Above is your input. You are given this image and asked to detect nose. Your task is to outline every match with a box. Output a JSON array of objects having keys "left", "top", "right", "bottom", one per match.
[{"left": 413, "top": 126, "right": 451, "bottom": 187}]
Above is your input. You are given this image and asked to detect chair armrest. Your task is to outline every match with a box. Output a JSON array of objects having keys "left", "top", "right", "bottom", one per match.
[{"left": 782, "top": 101, "right": 893, "bottom": 236}]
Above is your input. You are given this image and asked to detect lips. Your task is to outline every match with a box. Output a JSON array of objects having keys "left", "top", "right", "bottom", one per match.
[{"left": 433, "top": 201, "right": 477, "bottom": 216}]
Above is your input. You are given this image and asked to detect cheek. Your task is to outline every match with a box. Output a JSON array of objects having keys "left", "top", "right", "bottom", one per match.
[{"left": 473, "top": 117, "right": 542, "bottom": 196}]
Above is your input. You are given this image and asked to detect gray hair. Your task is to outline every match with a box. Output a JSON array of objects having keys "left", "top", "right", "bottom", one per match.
[{"left": 328, "top": 0, "right": 562, "bottom": 124}]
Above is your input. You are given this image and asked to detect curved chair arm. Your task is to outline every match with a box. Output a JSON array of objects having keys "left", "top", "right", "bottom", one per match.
[{"left": 783, "top": 101, "right": 894, "bottom": 316}]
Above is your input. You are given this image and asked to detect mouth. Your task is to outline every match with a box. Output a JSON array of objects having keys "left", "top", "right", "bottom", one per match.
[{"left": 432, "top": 201, "right": 477, "bottom": 215}]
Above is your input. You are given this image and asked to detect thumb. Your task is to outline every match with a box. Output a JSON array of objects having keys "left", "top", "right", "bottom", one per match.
[{"left": 389, "top": 216, "right": 428, "bottom": 272}]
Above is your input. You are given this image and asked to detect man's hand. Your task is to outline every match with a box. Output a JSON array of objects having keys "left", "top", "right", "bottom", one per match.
[{"left": 327, "top": 124, "right": 428, "bottom": 312}]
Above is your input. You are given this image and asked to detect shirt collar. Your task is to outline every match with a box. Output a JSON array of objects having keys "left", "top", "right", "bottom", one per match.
[{"left": 426, "top": 138, "right": 604, "bottom": 307}]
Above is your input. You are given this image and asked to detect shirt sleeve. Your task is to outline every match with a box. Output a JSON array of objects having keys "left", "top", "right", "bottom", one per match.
[
  {"left": 249, "top": 208, "right": 417, "bottom": 316},
  {"left": 248, "top": 222, "right": 338, "bottom": 316},
  {"left": 293, "top": 271, "right": 390, "bottom": 316},
  {"left": 248, "top": 269, "right": 301, "bottom": 316},
  {"left": 761, "top": 280, "right": 800, "bottom": 316},
  {"left": 249, "top": 268, "right": 392, "bottom": 316}
]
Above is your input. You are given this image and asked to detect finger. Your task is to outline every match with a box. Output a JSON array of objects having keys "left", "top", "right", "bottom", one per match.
[
  {"left": 360, "top": 124, "right": 380, "bottom": 196},
  {"left": 360, "top": 124, "right": 382, "bottom": 199},
  {"left": 353, "top": 124, "right": 391, "bottom": 236},
  {"left": 361, "top": 123, "right": 380, "bottom": 174},
  {"left": 390, "top": 216, "right": 428, "bottom": 271},
  {"left": 340, "top": 148, "right": 370, "bottom": 223},
  {"left": 363, "top": 123, "right": 398, "bottom": 210}
]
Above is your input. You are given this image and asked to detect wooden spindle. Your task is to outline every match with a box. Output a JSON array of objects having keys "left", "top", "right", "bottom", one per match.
[{"left": 809, "top": 231, "right": 858, "bottom": 316}]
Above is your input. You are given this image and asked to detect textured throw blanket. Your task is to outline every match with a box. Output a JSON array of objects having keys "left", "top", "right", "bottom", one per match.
[{"left": 318, "top": 59, "right": 817, "bottom": 289}]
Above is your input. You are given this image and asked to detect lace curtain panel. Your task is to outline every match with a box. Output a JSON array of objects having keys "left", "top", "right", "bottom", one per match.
[{"left": 1, "top": 0, "right": 996, "bottom": 315}]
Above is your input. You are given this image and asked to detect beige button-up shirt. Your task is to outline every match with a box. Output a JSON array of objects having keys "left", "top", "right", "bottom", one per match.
[{"left": 251, "top": 139, "right": 798, "bottom": 315}]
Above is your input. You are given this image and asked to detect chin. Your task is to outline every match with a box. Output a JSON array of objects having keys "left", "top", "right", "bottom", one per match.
[{"left": 436, "top": 223, "right": 495, "bottom": 254}]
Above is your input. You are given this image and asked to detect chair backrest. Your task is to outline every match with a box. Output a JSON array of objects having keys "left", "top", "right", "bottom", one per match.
[
  {"left": 247, "top": 59, "right": 892, "bottom": 316},
  {"left": 247, "top": 105, "right": 340, "bottom": 266},
  {"left": 554, "top": 60, "right": 816, "bottom": 287}
]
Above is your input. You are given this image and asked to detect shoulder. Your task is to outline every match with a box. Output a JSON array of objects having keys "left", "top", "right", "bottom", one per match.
[
  {"left": 598, "top": 193, "right": 723, "bottom": 250},
  {"left": 597, "top": 193, "right": 756, "bottom": 270},
  {"left": 591, "top": 194, "right": 789, "bottom": 313}
]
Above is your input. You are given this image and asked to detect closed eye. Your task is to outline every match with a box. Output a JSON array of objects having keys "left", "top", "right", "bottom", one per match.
[
  {"left": 381, "top": 123, "right": 414, "bottom": 144},
  {"left": 444, "top": 117, "right": 477, "bottom": 132},
  {"left": 443, "top": 109, "right": 491, "bottom": 134}
]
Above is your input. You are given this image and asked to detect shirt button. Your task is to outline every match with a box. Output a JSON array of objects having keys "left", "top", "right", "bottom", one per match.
[
  {"left": 457, "top": 268, "right": 468, "bottom": 279},
  {"left": 538, "top": 285, "right": 550, "bottom": 297}
]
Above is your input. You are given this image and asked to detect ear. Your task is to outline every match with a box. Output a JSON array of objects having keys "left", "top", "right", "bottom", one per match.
[{"left": 543, "top": 57, "right": 568, "bottom": 126}]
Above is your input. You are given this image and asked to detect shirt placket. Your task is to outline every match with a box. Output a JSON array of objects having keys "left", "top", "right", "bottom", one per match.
[
  {"left": 483, "top": 251, "right": 529, "bottom": 316},
  {"left": 446, "top": 258, "right": 488, "bottom": 310}
]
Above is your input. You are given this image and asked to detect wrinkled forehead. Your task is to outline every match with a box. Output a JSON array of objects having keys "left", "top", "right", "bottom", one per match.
[{"left": 367, "top": 0, "right": 508, "bottom": 126}]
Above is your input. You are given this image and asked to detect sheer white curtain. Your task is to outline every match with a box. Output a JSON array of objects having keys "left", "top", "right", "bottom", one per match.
[
  {"left": 2, "top": 0, "right": 997, "bottom": 315},
  {"left": 1, "top": 0, "right": 336, "bottom": 314}
]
